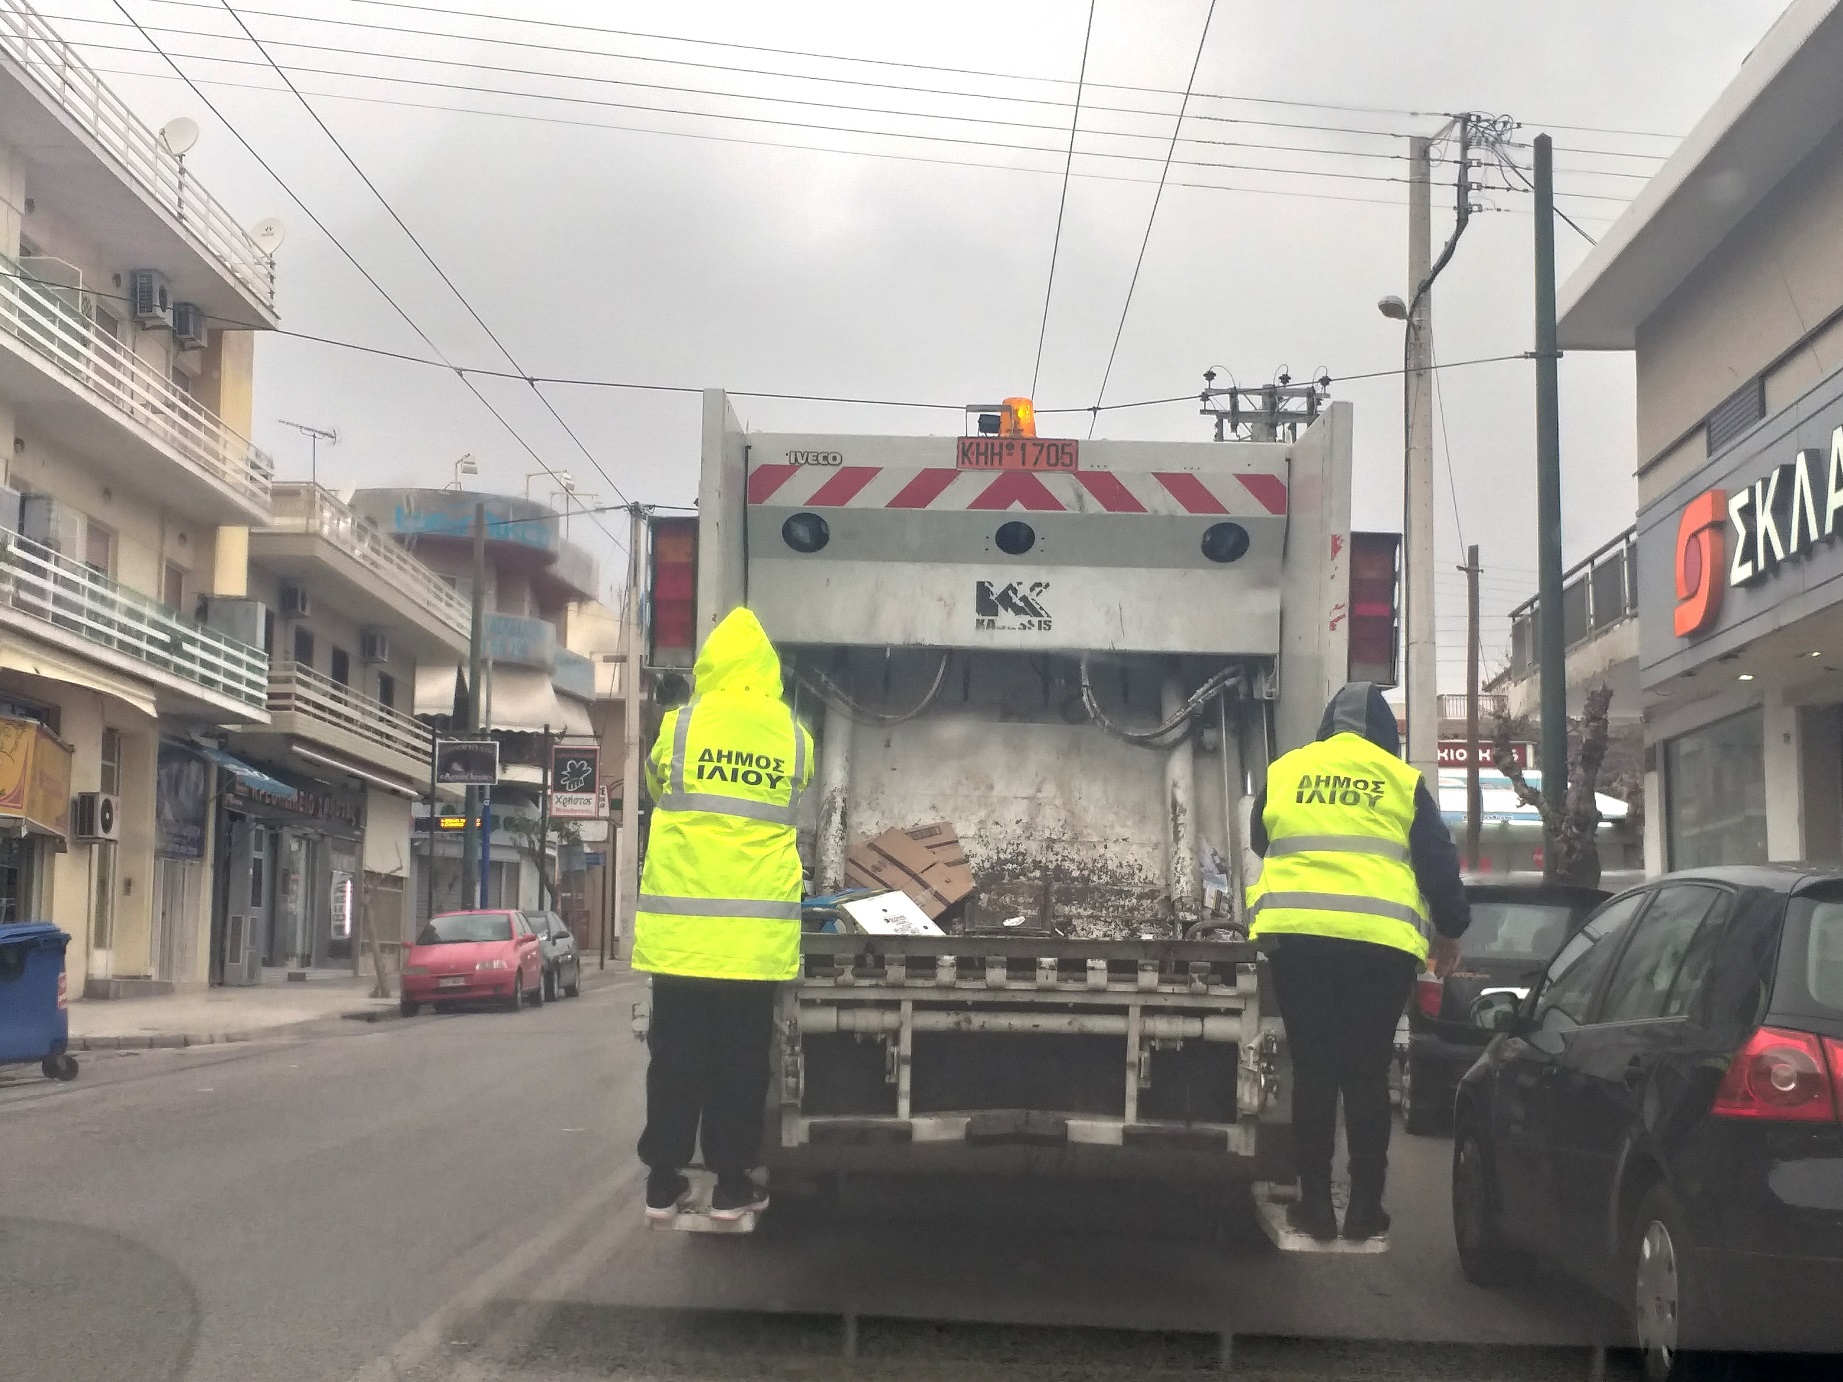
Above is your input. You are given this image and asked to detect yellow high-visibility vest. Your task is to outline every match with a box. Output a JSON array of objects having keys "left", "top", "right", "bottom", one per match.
[
  {"left": 1246, "top": 732, "right": 1430, "bottom": 962},
  {"left": 633, "top": 609, "right": 813, "bottom": 982}
]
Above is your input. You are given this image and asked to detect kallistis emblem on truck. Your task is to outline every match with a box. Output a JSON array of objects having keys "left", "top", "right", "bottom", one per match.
[
  {"left": 1675, "top": 424, "right": 1843, "bottom": 638},
  {"left": 975, "top": 580, "right": 1052, "bottom": 631}
]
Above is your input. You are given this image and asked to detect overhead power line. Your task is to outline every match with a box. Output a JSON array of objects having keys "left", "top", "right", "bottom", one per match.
[
  {"left": 218, "top": 0, "right": 634, "bottom": 524},
  {"left": 1030, "top": 0, "right": 1095, "bottom": 400},
  {"left": 1087, "top": 0, "right": 1218, "bottom": 438},
  {"left": 104, "top": 0, "right": 626, "bottom": 555}
]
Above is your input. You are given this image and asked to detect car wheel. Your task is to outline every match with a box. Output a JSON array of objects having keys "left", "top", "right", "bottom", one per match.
[
  {"left": 40, "top": 1051, "right": 78, "bottom": 1081},
  {"left": 1452, "top": 1129, "right": 1531, "bottom": 1287},
  {"left": 564, "top": 964, "right": 581, "bottom": 999},
  {"left": 543, "top": 967, "right": 557, "bottom": 1003},
  {"left": 505, "top": 976, "right": 525, "bottom": 1013},
  {"left": 1631, "top": 1184, "right": 1730, "bottom": 1382},
  {"left": 399, "top": 998, "right": 419, "bottom": 1018},
  {"left": 1400, "top": 1057, "right": 1440, "bottom": 1135},
  {"left": 530, "top": 968, "right": 546, "bottom": 1007}
]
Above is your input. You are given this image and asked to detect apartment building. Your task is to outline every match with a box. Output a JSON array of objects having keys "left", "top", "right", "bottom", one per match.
[
  {"left": 208, "top": 484, "right": 471, "bottom": 979},
  {"left": 346, "top": 487, "right": 601, "bottom": 923},
  {"left": 0, "top": 1, "right": 278, "bottom": 994}
]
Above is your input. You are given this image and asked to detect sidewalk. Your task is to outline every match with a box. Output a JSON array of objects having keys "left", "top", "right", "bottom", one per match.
[
  {"left": 68, "top": 974, "right": 396, "bottom": 1049},
  {"left": 66, "top": 962, "right": 636, "bottom": 1050}
]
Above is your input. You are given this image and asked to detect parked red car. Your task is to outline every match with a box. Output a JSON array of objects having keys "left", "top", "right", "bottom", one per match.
[{"left": 399, "top": 910, "right": 545, "bottom": 1017}]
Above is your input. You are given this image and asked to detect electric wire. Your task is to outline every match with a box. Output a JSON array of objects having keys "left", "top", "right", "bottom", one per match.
[
  {"left": 104, "top": 0, "right": 628, "bottom": 557},
  {"left": 1087, "top": 0, "right": 1217, "bottom": 439},
  {"left": 1079, "top": 659, "right": 1241, "bottom": 748},
  {"left": 1029, "top": 0, "right": 1095, "bottom": 401},
  {"left": 215, "top": 0, "right": 634, "bottom": 536}
]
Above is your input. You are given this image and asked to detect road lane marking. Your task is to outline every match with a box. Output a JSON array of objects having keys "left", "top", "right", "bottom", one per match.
[
  {"left": 341, "top": 1169, "right": 636, "bottom": 1382},
  {"left": 441, "top": 1190, "right": 650, "bottom": 1381}
]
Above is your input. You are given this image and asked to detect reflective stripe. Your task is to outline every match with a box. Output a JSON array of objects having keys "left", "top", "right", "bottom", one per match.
[
  {"left": 669, "top": 704, "right": 694, "bottom": 794},
  {"left": 638, "top": 894, "right": 801, "bottom": 920},
  {"left": 655, "top": 792, "right": 794, "bottom": 825},
  {"left": 1246, "top": 891, "right": 1423, "bottom": 927},
  {"left": 1264, "top": 834, "right": 1411, "bottom": 863}
]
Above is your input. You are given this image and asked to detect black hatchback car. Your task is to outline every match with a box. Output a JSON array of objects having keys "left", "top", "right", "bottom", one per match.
[
  {"left": 1452, "top": 866, "right": 1843, "bottom": 1379},
  {"left": 1400, "top": 881, "right": 1608, "bottom": 1133}
]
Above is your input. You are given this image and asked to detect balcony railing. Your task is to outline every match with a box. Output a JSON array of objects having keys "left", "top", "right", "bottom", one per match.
[
  {"left": 265, "top": 485, "right": 469, "bottom": 638},
  {"left": 0, "top": 0, "right": 277, "bottom": 308},
  {"left": 268, "top": 660, "right": 433, "bottom": 770},
  {"left": 1508, "top": 526, "right": 1638, "bottom": 681},
  {"left": 0, "top": 258, "right": 273, "bottom": 511},
  {"left": 1437, "top": 692, "right": 1507, "bottom": 721},
  {"left": 0, "top": 530, "right": 268, "bottom": 710}
]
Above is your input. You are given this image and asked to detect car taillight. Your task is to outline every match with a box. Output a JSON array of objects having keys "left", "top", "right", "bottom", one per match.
[
  {"left": 1711, "top": 1026, "right": 1839, "bottom": 1123},
  {"left": 1415, "top": 974, "right": 1444, "bottom": 1019}
]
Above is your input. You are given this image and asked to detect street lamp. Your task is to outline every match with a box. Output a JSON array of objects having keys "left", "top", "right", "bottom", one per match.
[
  {"left": 526, "top": 469, "right": 573, "bottom": 501},
  {"left": 1377, "top": 295, "right": 1408, "bottom": 321}
]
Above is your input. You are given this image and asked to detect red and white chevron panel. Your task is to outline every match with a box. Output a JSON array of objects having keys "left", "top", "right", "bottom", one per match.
[{"left": 746, "top": 464, "right": 1286, "bottom": 516}]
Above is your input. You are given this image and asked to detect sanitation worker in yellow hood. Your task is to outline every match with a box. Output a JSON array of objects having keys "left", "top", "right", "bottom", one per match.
[{"left": 634, "top": 607, "right": 813, "bottom": 1224}]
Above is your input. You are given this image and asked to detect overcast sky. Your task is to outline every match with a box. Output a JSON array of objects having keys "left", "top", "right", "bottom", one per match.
[{"left": 48, "top": 0, "right": 1790, "bottom": 683}]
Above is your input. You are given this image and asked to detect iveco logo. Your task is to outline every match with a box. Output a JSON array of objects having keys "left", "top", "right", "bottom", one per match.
[{"left": 786, "top": 450, "right": 843, "bottom": 467}]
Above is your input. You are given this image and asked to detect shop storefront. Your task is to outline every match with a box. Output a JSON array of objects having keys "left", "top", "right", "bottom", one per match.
[
  {"left": 0, "top": 715, "right": 72, "bottom": 922},
  {"left": 1637, "top": 368, "right": 1843, "bottom": 871},
  {"left": 211, "top": 762, "right": 366, "bottom": 981}
]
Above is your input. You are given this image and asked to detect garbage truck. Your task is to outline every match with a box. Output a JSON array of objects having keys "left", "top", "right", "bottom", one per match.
[{"left": 642, "top": 388, "right": 1394, "bottom": 1194}]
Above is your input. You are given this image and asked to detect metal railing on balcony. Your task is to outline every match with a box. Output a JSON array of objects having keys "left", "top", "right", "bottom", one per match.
[
  {"left": 1437, "top": 692, "right": 1508, "bottom": 721},
  {"left": 0, "top": 0, "right": 277, "bottom": 308},
  {"left": 0, "top": 258, "right": 274, "bottom": 511},
  {"left": 265, "top": 485, "right": 469, "bottom": 638},
  {"left": 268, "top": 659, "right": 433, "bottom": 769},
  {"left": 1508, "top": 526, "right": 1638, "bottom": 680},
  {"left": 0, "top": 530, "right": 268, "bottom": 710}
]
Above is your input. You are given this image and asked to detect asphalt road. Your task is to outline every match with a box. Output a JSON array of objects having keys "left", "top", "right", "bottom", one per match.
[{"left": 0, "top": 972, "right": 1637, "bottom": 1382}]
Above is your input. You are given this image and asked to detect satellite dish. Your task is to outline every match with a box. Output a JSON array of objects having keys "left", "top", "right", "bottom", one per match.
[
  {"left": 250, "top": 217, "right": 287, "bottom": 257},
  {"left": 160, "top": 117, "right": 200, "bottom": 157}
]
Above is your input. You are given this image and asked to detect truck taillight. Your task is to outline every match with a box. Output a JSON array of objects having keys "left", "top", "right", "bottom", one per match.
[
  {"left": 648, "top": 517, "right": 698, "bottom": 669},
  {"left": 1347, "top": 531, "right": 1400, "bottom": 687},
  {"left": 1710, "top": 1026, "right": 1840, "bottom": 1123}
]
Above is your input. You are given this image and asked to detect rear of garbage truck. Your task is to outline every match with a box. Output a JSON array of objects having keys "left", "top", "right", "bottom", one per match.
[{"left": 651, "top": 389, "right": 1386, "bottom": 1190}]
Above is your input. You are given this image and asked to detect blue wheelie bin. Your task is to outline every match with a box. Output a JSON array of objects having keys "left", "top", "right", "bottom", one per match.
[{"left": 0, "top": 922, "right": 77, "bottom": 1081}]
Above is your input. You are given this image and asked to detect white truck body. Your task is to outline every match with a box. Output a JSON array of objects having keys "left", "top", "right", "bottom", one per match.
[{"left": 678, "top": 390, "right": 1360, "bottom": 1185}]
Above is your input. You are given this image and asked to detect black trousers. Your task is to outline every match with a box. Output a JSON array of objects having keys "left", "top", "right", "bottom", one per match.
[
  {"left": 1266, "top": 936, "right": 1419, "bottom": 1201},
  {"left": 636, "top": 975, "right": 779, "bottom": 1178}
]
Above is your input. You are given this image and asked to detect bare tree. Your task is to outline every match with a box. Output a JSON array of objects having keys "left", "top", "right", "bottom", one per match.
[{"left": 1493, "top": 683, "right": 1615, "bottom": 887}]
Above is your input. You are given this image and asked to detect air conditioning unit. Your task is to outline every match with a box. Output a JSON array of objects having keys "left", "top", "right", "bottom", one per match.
[
  {"left": 73, "top": 792, "right": 121, "bottom": 842},
  {"left": 360, "top": 629, "right": 390, "bottom": 664},
  {"left": 172, "top": 302, "right": 208, "bottom": 350},
  {"left": 279, "top": 584, "right": 312, "bottom": 618},
  {"left": 129, "top": 269, "right": 172, "bottom": 328},
  {"left": 19, "top": 494, "right": 77, "bottom": 554}
]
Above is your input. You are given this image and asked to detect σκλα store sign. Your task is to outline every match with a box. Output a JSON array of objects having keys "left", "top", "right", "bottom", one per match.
[{"left": 1673, "top": 424, "right": 1843, "bottom": 638}]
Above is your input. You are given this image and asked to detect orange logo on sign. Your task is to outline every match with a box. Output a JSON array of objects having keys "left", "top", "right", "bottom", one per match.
[{"left": 1674, "top": 488, "right": 1727, "bottom": 638}]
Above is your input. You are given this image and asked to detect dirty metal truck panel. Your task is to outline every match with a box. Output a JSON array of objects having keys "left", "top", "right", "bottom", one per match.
[
  {"left": 743, "top": 432, "right": 1288, "bottom": 656},
  {"left": 767, "top": 934, "right": 1290, "bottom": 1184}
]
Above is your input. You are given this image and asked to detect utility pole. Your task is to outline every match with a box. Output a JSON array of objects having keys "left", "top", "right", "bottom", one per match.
[
  {"left": 1403, "top": 135, "right": 1438, "bottom": 783},
  {"left": 537, "top": 725, "right": 553, "bottom": 909},
  {"left": 1463, "top": 545, "right": 1482, "bottom": 871},
  {"left": 615, "top": 504, "right": 647, "bottom": 955},
  {"left": 1534, "top": 134, "right": 1569, "bottom": 819},
  {"left": 462, "top": 502, "right": 486, "bottom": 907}
]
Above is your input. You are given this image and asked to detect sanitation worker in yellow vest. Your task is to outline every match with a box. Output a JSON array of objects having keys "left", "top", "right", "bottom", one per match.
[
  {"left": 1246, "top": 682, "right": 1471, "bottom": 1242},
  {"left": 634, "top": 607, "right": 813, "bottom": 1224}
]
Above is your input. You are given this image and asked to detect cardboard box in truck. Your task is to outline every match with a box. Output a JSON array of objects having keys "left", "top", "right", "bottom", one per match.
[{"left": 843, "top": 822, "right": 975, "bottom": 919}]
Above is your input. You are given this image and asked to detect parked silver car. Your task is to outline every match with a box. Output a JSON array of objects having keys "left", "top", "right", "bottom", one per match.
[{"left": 524, "top": 910, "right": 582, "bottom": 1002}]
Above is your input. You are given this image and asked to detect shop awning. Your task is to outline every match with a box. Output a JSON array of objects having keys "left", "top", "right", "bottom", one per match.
[
  {"left": 0, "top": 639, "right": 157, "bottom": 720},
  {"left": 197, "top": 745, "right": 298, "bottom": 800},
  {"left": 414, "top": 662, "right": 463, "bottom": 718},
  {"left": 487, "top": 667, "right": 569, "bottom": 734}
]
